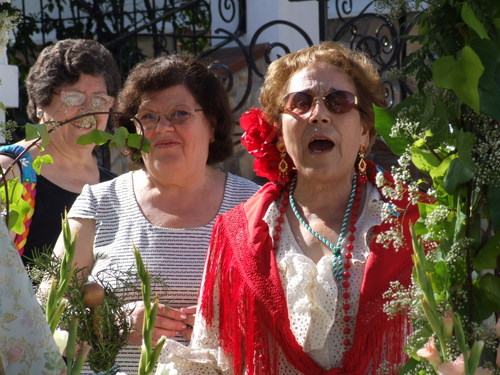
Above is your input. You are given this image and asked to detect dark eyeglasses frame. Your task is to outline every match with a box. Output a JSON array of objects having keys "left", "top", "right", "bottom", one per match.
[
  {"left": 282, "top": 90, "right": 359, "bottom": 115},
  {"left": 133, "top": 107, "right": 203, "bottom": 131}
]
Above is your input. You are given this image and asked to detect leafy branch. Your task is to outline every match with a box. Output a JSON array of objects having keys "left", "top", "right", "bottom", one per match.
[{"left": 374, "top": 0, "right": 500, "bottom": 373}]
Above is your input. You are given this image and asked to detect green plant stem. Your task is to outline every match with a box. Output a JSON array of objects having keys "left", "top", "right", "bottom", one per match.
[
  {"left": 464, "top": 181, "right": 474, "bottom": 344},
  {"left": 66, "top": 316, "right": 78, "bottom": 375}
]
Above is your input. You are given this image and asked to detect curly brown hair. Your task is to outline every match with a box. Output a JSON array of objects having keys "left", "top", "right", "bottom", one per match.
[
  {"left": 25, "top": 39, "right": 121, "bottom": 124},
  {"left": 259, "top": 41, "right": 386, "bottom": 147},
  {"left": 115, "top": 54, "right": 234, "bottom": 165}
]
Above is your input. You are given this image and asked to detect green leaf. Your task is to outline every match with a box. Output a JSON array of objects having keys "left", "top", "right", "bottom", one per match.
[
  {"left": 430, "top": 155, "right": 453, "bottom": 181},
  {"left": 467, "top": 340, "right": 484, "bottom": 375},
  {"left": 428, "top": 99, "right": 451, "bottom": 144},
  {"left": 373, "top": 105, "right": 409, "bottom": 155},
  {"left": 453, "top": 195, "right": 466, "bottom": 242},
  {"left": 410, "top": 145, "right": 441, "bottom": 173},
  {"left": 432, "top": 46, "right": 484, "bottom": 113},
  {"left": 9, "top": 200, "right": 31, "bottom": 234},
  {"left": 473, "top": 230, "right": 500, "bottom": 270},
  {"left": 418, "top": 202, "right": 439, "bottom": 218},
  {"left": 472, "top": 39, "right": 500, "bottom": 121},
  {"left": 25, "top": 123, "right": 50, "bottom": 146},
  {"left": 443, "top": 158, "right": 473, "bottom": 194},
  {"left": 461, "top": 3, "right": 489, "bottom": 40},
  {"left": 488, "top": 186, "right": 500, "bottom": 230},
  {"left": 431, "top": 261, "right": 450, "bottom": 294},
  {"left": 0, "top": 102, "right": 6, "bottom": 112},
  {"left": 111, "top": 126, "right": 129, "bottom": 148},
  {"left": 127, "top": 133, "right": 151, "bottom": 153},
  {"left": 455, "top": 130, "right": 475, "bottom": 171},
  {"left": 398, "top": 357, "right": 419, "bottom": 374},
  {"left": 473, "top": 281, "right": 500, "bottom": 321},
  {"left": 453, "top": 314, "right": 469, "bottom": 361},
  {"left": 32, "top": 155, "right": 53, "bottom": 175},
  {"left": 476, "top": 274, "right": 500, "bottom": 308},
  {"left": 6, "top": 210, "right": 19, "bottom": 232},
  {"left": 77, "top": 129, "right": 112, "bottom": 146}
]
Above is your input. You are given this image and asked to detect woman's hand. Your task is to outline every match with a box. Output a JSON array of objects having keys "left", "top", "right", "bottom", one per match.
[
  {"left": 127, "top": 301, "right": 191, "bottom": 345},
  {"left": 180, "top": 305, "right": 197, "bottom": 341}
]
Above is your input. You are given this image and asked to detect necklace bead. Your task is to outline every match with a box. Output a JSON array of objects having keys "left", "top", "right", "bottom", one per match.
[
  {"left": 273, "top": 173, "right": 365, "bottom": 351},
  {"left": 288, "top": 174, "right": 358, "bottom": 281}
]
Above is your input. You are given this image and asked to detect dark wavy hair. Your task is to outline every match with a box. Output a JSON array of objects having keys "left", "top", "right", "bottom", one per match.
[
  {"left": 115, "top": 54, "right": 234, "bottom": 165},
  {"left": 25, "top": 39, "right": 121, "bottom": 123}
]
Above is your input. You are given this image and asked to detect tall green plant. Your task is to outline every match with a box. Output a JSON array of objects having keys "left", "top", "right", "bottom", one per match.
[{"left": 374, "top": 0, "right": 500, "bottom": 373}]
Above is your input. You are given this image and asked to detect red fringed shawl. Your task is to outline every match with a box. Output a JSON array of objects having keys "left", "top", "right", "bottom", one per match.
[{"left": 200, "top": 162, "right": 419, "bottom": 375}]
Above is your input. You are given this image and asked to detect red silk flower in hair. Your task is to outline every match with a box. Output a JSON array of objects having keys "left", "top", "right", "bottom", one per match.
[{"left": 240, "top": 107, "right": 293, "bottom": 183}]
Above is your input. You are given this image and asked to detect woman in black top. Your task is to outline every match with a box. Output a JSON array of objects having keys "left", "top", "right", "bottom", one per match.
[{"left": 0, "top": 39, "right": 119, "bottom": 268}]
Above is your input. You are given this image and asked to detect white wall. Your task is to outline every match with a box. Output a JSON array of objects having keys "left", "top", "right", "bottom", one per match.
[{"left": 212, "top": 0, "right": 319, "bottom": 58}]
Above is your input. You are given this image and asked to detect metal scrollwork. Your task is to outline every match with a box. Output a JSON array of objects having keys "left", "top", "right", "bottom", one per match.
[
  {"left": 218, "top": 0, "right": 236, "bottom": 23},
  {"left": 335, "top": 0, "right": 355, "bottom": 20},
  {"left": 248, "top": 20, "right": 314, "bottom": 78},
  {"left": 333, "top": 13, "right": 400, "bottom": 74},
  {"left": 208, "top": 62, "right": 234, "bottom": 92},
  {"left": 14, "top": 0, "right": 411, "bottom": 116}
]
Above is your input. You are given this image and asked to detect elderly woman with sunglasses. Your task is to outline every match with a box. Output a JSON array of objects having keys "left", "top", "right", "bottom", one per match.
[
  {"left": 157, "top": 41, "right": 421, "bottom": 375},
  {"left": 53, "top": 54, "right": 260, "bottom": 374},
  {"left": 0, "top": 39, "right": 118, "bottom": 269}
]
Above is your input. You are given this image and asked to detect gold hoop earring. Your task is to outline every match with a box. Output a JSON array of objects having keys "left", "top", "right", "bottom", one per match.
[
  {"left": 358, "top": 145, "right": 367, "bottom": 184},
  {"left": 277, "top": 142, "right": 289, "bottom": 184}
]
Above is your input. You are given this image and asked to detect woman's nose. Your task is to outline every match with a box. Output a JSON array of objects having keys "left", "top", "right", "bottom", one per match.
[
  {"left": 308, "top": 98, "right": 330, "bottom": 125},
  {"left": 156, "top": 115, "right": 175, "bottom": 131}
]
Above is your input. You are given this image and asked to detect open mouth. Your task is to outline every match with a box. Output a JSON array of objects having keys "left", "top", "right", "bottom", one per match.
[{"left": 308, "top": 138, "right": 334, "bottom": 153}]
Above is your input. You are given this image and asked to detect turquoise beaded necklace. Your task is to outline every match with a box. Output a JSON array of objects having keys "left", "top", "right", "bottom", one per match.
[{"left": 288, "top": 174, "right": 358, "bottom": 281}]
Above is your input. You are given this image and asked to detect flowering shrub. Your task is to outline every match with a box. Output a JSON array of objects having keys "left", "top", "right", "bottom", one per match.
[{"left": 373, "top": 0, "right": 500, "bottom": 374}]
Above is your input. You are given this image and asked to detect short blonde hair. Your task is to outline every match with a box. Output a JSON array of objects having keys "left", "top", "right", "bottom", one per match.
[{"left": 259, "top": 41, "right": 386, "bottom": 146}]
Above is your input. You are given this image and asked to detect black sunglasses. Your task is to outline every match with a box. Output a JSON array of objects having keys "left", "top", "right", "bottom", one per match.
[{"left": 283, "top": 90, "right": 359, "bottom": 115}]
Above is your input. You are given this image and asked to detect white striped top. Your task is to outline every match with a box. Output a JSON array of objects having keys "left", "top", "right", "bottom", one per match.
[{"left": 69, "top": 170, "right": 260, "bottom": 374}]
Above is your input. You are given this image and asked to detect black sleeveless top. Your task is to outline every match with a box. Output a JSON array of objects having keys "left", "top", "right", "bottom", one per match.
[{"left": 22, "top": 167, "right": 116, "bottom": 267}]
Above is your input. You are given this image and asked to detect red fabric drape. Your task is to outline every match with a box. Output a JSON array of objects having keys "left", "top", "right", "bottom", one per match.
[{"left": 201, "top": 161, "right": 419, "bottom": 374}]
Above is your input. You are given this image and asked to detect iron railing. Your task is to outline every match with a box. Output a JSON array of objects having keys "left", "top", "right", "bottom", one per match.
[{"left": 10, "top": 0, "right": 414, "bottom": 170}]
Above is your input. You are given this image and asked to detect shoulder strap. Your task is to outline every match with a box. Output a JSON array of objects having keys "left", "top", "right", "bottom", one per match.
[{"left": 0, "top": 144, "right": 37, "bottom": 256}]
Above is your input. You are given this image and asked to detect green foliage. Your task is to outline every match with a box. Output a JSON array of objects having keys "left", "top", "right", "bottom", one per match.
[
  {"left": 0, "top": 178, "right": 31, "bottom": 234},
  {"left": 433, "top": 46, "right": 484, "bottom": 112},
  {"left": 77, "top": 127, "right": 151, "bottom": 153},
  {"left": 134, "top": 247, "right": 166, "bottom": 375},
  {"left": 374, "top": 0, "right": 500, "bottom": 373}
]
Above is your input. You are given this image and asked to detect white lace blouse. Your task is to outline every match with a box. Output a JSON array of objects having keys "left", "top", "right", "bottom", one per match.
[{"left": 156, "top": 182, "right": 384, "bottom": 374}]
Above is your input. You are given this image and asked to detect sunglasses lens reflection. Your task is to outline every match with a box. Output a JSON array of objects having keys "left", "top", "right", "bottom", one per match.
[{"left": 285, "top": 91, "right": 357, "bottom": 115}]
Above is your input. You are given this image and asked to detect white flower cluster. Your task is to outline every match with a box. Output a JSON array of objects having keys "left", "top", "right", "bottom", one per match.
[
  {"left": 375, "top": 169, "right": 411, "bottom": 252},
  {"left": 445, "top": 237, "right": 472, "bottom": 276},
  {"left": 390, "top": 107, "right": 421, "bottom": 139},
  {"left": 383, "top": 280, "right": 422, "bottom": 319},
  {"left": 0, "top": 9, "right": 21, "bottom": 57},
  {"left": 472, "top": 120, "right": 500, "bottom": 188},
  {"left": 376, "top": 360, "right": 404, "bottom": 375},
  {"left": 421, "top": 205, "right": 449, "bottom": 242}
]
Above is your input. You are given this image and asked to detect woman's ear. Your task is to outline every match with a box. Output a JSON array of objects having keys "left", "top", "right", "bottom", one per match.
[{"left": 360, "top": 122, "right": 370, "bottom": 146}]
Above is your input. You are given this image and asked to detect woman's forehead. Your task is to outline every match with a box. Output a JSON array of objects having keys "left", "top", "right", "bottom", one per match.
[{"left": 285, "top": 62, "right": 355, "bottom": 94}]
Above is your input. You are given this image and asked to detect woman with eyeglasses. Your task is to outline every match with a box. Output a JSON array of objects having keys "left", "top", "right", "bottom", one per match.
[
  {"left": 0, "top": 39, "right": 119, "bottom": 269},
  {"left": 158, "top": 42, "right": 422, "bottom": 374},
  {"left": 53, "top": 54, "right": 260, "bottom": 374}
]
